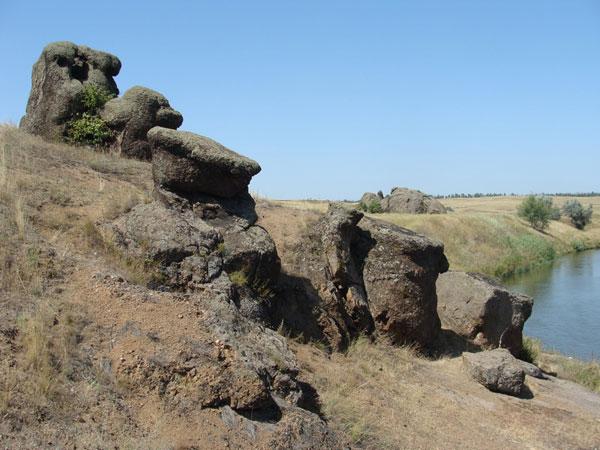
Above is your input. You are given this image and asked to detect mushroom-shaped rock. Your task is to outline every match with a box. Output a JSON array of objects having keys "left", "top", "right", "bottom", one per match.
[
  {"left": 436, "top": 271, "right": 533, "bottom": 356},
  {"left": 101, "top": 86, "right": 183, "bottom": 159},
  {"left": 462, "top": 349, "right": 526, "bottom": 396},
  {"left": 149, "top": 127, "right": 261, "bottom": 198},
  {"left": 20, "top": 41, "right": 121, "bottom": 141}
]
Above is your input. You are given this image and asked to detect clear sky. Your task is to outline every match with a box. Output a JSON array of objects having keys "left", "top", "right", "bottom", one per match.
[{"left": 1, "top": 1, "right": 599, "bottom": 199}]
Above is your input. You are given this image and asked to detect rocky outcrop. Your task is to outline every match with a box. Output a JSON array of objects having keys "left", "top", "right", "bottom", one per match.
[
  {"left": 149, "top": 127, "right": 261, "bottom": 198},
  {"left": 360, "top": 187, "right": 447, "bottom": 214},
  {"left": 103, "top": 127, "right": 279, "bottom": 325},
  {"left": 437, "top": 271, "right": 533, "bottom": 356},
  {"left": 86, "top": 272, "right": 347, "bottom": 448},
  {"left": 100, "top": 86, "right": 183, "bottom": 159},
  {"left": 462, "top": 349, "right": 526, "bottom": 396},
  {"left": 274, "top": 203, "right": 449, "bottom": 350},
  {"left": 20, "top": 41, "right": 121, "bottom": 141},
  {"left": 359, "top": 217, "right": 449, "bottom": 347}
]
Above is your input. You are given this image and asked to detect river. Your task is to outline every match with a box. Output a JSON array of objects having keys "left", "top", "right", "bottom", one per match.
[{"left": 505, "top": 249, "right": 600, "bottom": 361}]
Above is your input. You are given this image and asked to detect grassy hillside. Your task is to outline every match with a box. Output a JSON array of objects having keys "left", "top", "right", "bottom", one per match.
[
  {"left": 2, "top": 124, "right": 600, "bottom": 449},
  {"left": 272, "top": 196, "right": 600, "bottom": 278}
]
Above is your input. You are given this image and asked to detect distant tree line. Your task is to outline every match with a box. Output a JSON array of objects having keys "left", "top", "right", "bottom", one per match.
[{"left": 435, "top": 192, "right": 600, "bottom": 199}]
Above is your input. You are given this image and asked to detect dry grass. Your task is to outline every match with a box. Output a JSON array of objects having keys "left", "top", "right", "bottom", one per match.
[
  {"left": 300, "top": 337, "right": 421, "bottom": 448},
  {"left": 0, "top": 124, "right": 151, "bottom": 421},
  {"left": 522, "top": 337, "right": 600, "bottom": 393}
]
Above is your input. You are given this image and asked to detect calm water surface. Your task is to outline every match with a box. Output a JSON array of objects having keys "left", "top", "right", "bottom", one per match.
[{"left": 505, "top": 249, "right": 600, "bottom": 361}]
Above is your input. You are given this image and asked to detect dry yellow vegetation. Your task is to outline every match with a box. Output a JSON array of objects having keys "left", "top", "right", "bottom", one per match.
[{"left": 2, "top": 124, "right": 600, "bottom": 449}]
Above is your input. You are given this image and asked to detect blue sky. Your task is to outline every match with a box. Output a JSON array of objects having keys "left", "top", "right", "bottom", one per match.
[{"left": 1, "top": 1, "right": 599, "bottom": 199}]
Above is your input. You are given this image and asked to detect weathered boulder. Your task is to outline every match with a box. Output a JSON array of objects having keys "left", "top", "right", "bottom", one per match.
[
  {"left": 20, "top": 41, "right": 121, "bottom": 141},
  {"left": 100, "top": 86, "right": 183, "bottom": 159},
  {"left": 273, "top": 203, "right": 448, "bottom": 350},
  {"left": 149, "top": 127, "right": 261, "bottom": 198},
  {"left": 381, "top": 187, "right": 447, "bottom": 214},
  {"left": 462, "top": 349, "right": 526, "bottom": 396},
  {"left": 360, "top": 191, "right": 383, "bottom": 207},
  {"left": 358, "top": 217, "right": 449, "bottom": 348},
  {"left": 437, "top": 271, "right": 533, "bottom": 356}
]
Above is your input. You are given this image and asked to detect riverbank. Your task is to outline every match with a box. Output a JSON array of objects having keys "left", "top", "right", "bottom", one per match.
[{"left": 270, "top": 197, "right": 600, "bottom": 394}]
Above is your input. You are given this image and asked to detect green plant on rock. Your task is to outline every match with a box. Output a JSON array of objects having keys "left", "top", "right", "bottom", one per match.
[
  {"left": 66, "top": 113, "right": 112, "bottom": 146},
  {"left": 228, "top": 269, "right": 248, "bottom": 287},
  {"left": 359, "top": 200, "right": 383, "bottom": 214},
  {"left": 77, "top": 83, "right": 115, "bottom": 114},
  {"left": 66, "top": 84, "right": 114, "bottom": 146}
]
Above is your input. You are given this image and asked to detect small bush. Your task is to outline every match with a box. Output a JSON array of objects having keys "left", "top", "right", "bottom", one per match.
[
  {"left": 228, "top": 269, "right": 248, "bottom": 287},
  {"left": 562, "top": 200, "right": 593, "bottom": 230},
  {"left": 66, "top": 84, "right": 115, "bottom": 146},
  {"left": 66, "top": 113, "right": 112, "bottom": 146},
  {"left": 359, "top": 200, "right": 383, "bottom": 214},
  {"left": 571, "top": 240, "right": 586, "bottom": 252},
  {"left": 77, "top": 84, "right": 114, "bottom": 114},
  {"left": 517, "top": 195, "right": 554, "bottom": 231}
]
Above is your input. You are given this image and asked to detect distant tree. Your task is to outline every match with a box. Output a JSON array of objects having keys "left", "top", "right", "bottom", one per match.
[
  {"left": 517, "top": 195, "right": 555, "bottom": 231},
  {"left": 562, "top": 200, "right": 593, "bottom": 230}
]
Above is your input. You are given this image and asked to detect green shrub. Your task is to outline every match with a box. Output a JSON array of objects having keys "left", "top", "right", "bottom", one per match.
[
  {"left": 517, "top": 195, "right": 554, "bottom": 231},
  {"left": 66, "top": 113, "right": 112, "bottom": 146},
  {"left": 77, "top": 84, "right": 114, "bottom": 114},
  {"left": 571, "top": 240, "right": 586, "bottom": 252},
  {"left": 65, "top": 84, "right": 115, "bottom": 146},
  {"left": 359, "top": 200, "right": 383, "bottom": 214},
  {"left": 562, "top": 200, "right": 593, "bottom": 230}
]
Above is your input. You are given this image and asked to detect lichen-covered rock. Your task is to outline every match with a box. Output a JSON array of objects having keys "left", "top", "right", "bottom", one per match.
[
  {"left": 274, "top": 203, "right": 448, "bottom": 350},
  {"left": 462, "top": 349, "right": 526, "bottom": 396},
  {"left": 358, "top": 217, "right": 449, "bottom": 348},
  {"left": 101, "top": 86, "right": 183, "bottom": 159},
  {"left": 20, "top": 41, "right": 121, "bottom": 141},
  {"left": 437, "top": 271, "right": 533, "bottom": 356},
  {"left": 359, "top": 191, "right": 383, "bottom": 207},
  {"left": 149, "top": 127, "right": 261, "bottom": 198},
  {"left": 381, "top": 187, "right": 447, "bottom": 214}
]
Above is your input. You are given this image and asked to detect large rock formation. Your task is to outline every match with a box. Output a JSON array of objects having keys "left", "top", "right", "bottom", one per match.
[
  {"left": 359, "top": 217, "right": 449, "bottom": 346},
  {"left": 273, "top": 203, "right": 449, "bottom": 350},
  {"left": 20, "top": 41, "right": 121, "bottom": 141},
  {"left": 360, "top": 187, "right": 447, "bottom": 214},
  {"left": 101, "top": 86, "right": 183, "bottom": 159},
  {"left": 437, "top": 271, "right": 533, "bottom": 356},
  {"left": 95, "top": 128, "right": 348, "bottom": 442},
  {"left": 150, "top": 127, "right": 262, "bottom": 198},
  {"left": 462, "top": 349, "right": 526, "bottom": 397},
  {"left": 103, "top": 127, "right": 279, "bottom": 323}
]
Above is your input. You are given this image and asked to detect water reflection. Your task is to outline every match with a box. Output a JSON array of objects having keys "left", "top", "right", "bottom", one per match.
[{"left": 505, "top": 250, "right": 600, "bottom": 361}]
